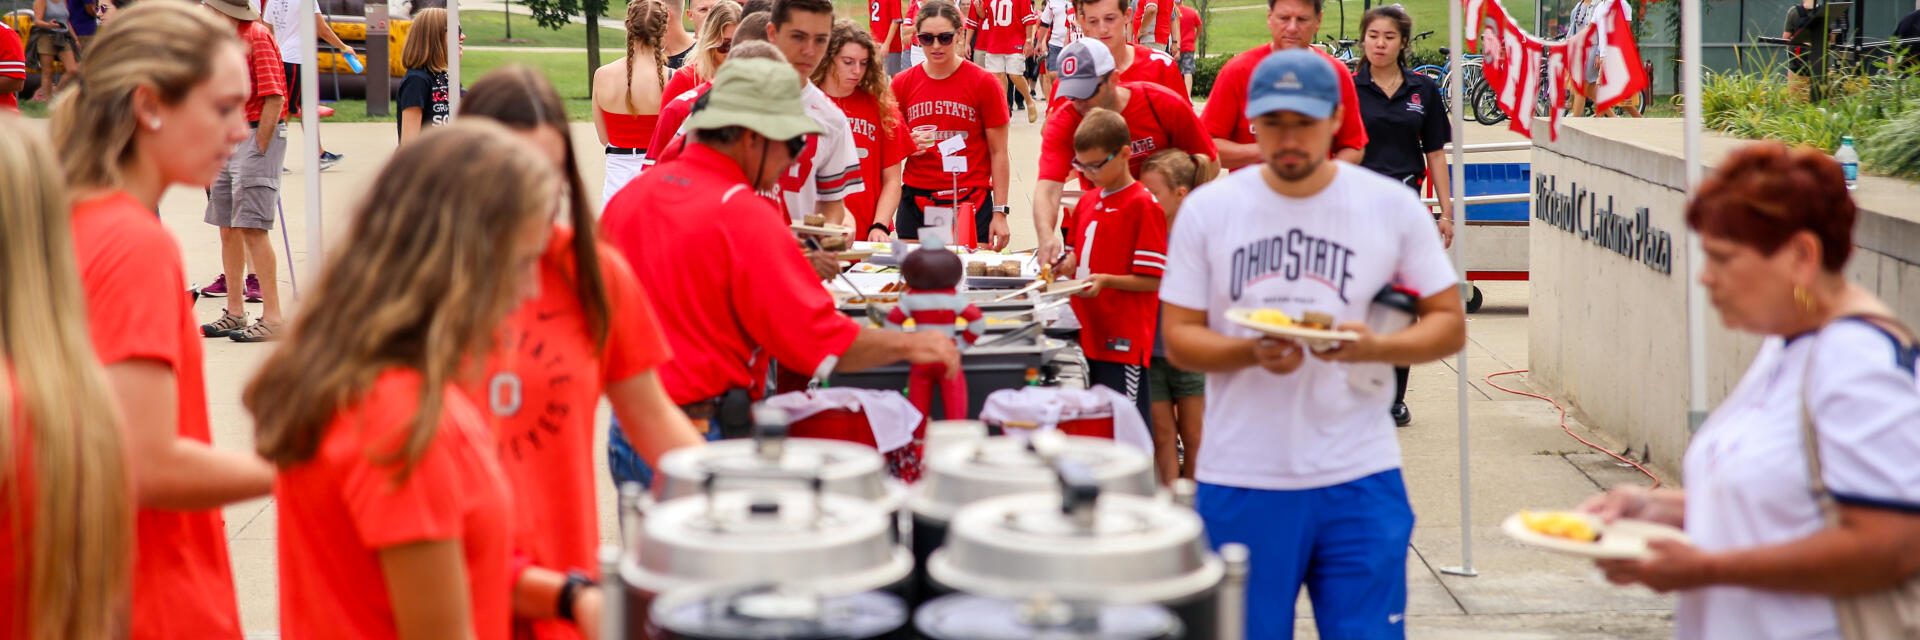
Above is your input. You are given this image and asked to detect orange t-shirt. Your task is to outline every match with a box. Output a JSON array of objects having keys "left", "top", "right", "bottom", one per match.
[
  {"left": 2, "top": 372, "right": 29, "bottom": 639},
  {"left": 275, "top": 369, "right": 514, "bottom": 640},
  {"left": 468, "top": 226, "right": 671, "bottom": 640},
  {"left": 70, "top": 192, "right": 243, "bottom": 640}
]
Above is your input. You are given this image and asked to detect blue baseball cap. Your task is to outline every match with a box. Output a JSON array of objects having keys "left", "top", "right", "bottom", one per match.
[{"left": 1243, "top": 48, "right": 1341, "bottom": 121}]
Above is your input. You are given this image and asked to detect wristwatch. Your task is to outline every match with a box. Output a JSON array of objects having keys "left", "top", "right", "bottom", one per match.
[
  {"left": 555, "top": 571, "right": 594, "bottom": 622},
  {"left": 992, "top": 205, "right": 1011, "bottom": 215}
]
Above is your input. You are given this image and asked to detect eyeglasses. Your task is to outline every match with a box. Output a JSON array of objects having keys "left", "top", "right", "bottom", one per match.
[
  {"left": 1071, "top": 150, "right": 1119, "bottom": 174},
  {"left": 713, "top": 38, "right": 733, "bottom": 54},
  {"left": 784, "top": 136, "right": 808, "bottom": 158},
  {"left": 916, "top": 31, "right": 957, "bottom": 46}
]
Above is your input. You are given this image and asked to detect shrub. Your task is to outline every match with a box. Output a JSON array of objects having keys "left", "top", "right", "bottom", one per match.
[
  {"left": 1192, "top": 53, "right": 1232, "bottom": 97},
  {"left": 1696, "top": 56, "right": 1920, "bottom": 180},
  {"left": 1863, "top": 108, "right": 1920, "bottom": 181}
]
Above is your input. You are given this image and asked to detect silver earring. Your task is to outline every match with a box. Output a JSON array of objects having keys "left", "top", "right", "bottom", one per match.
[{"left": 147, "top": 118, "right": 161, "bottom": 130}]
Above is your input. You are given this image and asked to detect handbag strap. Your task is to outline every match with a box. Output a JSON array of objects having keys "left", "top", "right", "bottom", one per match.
[{"left": 1798, "top": 313, "right": 1919, "bottom": 529}]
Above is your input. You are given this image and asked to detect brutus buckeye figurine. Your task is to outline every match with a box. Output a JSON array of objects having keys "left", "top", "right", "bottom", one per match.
[{"left": 885, "top": 236, "right": 982, "bottom": 420}]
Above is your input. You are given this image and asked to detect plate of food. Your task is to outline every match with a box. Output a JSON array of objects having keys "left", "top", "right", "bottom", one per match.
[
  {"left": 1224, "top": 308, "right": 1360, "bottom": 343},
  {"left": 1500, "top": 510, "right": 1690, "bottom": 560},
  {"left": 791, "top": 213, "right": 853, "bottom": 237}
]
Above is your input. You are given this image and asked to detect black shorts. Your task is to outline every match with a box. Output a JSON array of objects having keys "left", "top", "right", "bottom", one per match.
[
  {"left": 284, "top": 62, "right": 303, "bottom": 116},
  {"left": 896, "top": 184, "right": 994, "bottom": 245}
]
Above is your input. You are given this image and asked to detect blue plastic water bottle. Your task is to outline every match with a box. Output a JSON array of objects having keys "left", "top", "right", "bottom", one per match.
[{"left": 343, "top": 52, "right": 364, "bottom": 74}]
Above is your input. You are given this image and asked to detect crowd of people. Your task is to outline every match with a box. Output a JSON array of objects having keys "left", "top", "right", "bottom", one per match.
[{"left": 3, "top": 0, "right": 1916, "bottom": 638}]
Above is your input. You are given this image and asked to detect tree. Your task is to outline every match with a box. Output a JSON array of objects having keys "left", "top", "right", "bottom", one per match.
[{"left": 520, "top": 0, "right": 611, "bottom": 86}]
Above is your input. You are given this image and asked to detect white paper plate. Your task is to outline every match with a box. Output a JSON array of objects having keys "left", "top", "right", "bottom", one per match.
[
  {"left": 1224, "top": 308, "right": 1360, "bottom": 342},
  {"left": 1499, "top": 512, "right": 1690, "bottom": 560},
  {"left": 791, "top": 222, "right": 853, "bottom": 236},
  {"left": 1037, "top": 279, "right": 1093, "bottom": 298}
]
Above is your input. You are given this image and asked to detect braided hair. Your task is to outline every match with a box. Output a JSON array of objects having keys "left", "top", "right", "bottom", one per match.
[{"left": 624, "top": 0, "right": 672, "bottom": 113}]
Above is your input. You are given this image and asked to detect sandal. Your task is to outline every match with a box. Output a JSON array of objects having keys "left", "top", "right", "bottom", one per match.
[
  {"left": 228, "top": 318, "right": 281, "bottom": 343},
  {"left": 200, "top": 309, "right": 249, "bottom": 338}
]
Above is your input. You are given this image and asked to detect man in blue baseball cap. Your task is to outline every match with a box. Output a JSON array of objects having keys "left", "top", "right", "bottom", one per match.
[{"left": 1158, "top": 48, "right": 1468, "bottom": 640}]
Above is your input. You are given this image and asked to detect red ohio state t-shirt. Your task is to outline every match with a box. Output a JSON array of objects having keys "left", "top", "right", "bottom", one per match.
[
  {"left": 1067, "top": 182, "right": 1168, "bottom": 367},
  {"left": 644, "top": 82, "right": 711, "bottom": 169},
  {"left": 275, "top": 370, "right": 513, "bottom": 640},
  {"left": 891, "top": 61, "right": 1010, "bottom": 190},
  {"left": 71, "top": 192, "right": 244, "bottom": 640},
  {"left": 830, "top": 91, "right": 915, "bottom": 235},
  {"left": 470, "top": 226, "right": 671, "bottom": 640},
  {"left": 1200, "top": 44, "right": 1368, "bottom": 155},
  {"left": 971, "top": 0, "right": 1037, "bottom": 55},
  {"left": 870, "top": 0, "right": 905, "bottom": 53},
  {"left": 1037, "top": 81, "right": 1215, "bottom": 185}
]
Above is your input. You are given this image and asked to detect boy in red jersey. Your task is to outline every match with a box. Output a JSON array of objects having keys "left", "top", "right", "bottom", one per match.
[{"left": 1057, "top": 107, "right": 1167, "bottom": 426}]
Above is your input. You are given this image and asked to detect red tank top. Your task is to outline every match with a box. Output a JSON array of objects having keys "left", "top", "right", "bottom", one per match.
[{"left": 601, "top": 110, "right": 659, "bottom": 150}]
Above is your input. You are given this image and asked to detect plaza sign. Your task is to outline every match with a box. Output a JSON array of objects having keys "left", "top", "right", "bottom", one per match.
[{"left": 1533, "top": 174, "right": 1674, "bottom": 276}]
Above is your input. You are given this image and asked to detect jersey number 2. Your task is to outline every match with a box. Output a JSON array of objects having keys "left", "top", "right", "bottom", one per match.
[{"left": 872, "top": 0, "right": 882, "bottom": 22}]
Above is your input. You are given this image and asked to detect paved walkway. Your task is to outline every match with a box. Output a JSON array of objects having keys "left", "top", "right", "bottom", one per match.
[{"left": 16, "top": 109, "right": 1675, "bottom": 638}]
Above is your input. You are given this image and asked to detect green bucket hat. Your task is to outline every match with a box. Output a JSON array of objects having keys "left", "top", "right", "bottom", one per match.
[{"left": 683, "top": 58, "right": 824, "bottom": 142}]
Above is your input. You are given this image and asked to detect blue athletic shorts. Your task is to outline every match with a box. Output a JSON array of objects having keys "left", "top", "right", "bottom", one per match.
[{"left": 1197, "top": 469, "right": 1414, "bottom": 640}]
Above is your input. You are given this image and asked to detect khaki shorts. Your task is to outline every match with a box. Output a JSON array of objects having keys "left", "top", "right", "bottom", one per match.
[
  {"left": 204, "top": 124, "right": 287, "bottom": 231},
  {"left": 1148, "top": 355, "right": 1204, "bottom": 402},
  {"left": 973, "top": 51, "right": 1025, "bottom": 75}
]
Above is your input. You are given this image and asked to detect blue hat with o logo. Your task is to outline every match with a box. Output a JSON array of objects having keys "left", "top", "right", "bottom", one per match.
[{"left": 1244, "top": 48, "right": 1340, "bottom": 120}]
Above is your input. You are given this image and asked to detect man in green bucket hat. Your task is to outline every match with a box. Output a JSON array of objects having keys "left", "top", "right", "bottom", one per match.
[{"left": 600, "top": 56, "right": 963, "bottom": 443}]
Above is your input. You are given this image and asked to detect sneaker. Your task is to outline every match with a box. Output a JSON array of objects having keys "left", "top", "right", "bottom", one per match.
[
  {"left": 229, "top": 318, "right": 282, "bottom": 343},
  {"left": 201, "top": 309, "right": 249, "bottom": 337},
  {"left": 318, "top": 151, "right": 344, "bottom": 171},
  {"left": 1391, "top": 402, "right": 1412, "bottom": 427},
  {"left": 200, "top": 274, "right": 229, "bottom": 297},
  {"left": 243, "top": 274, "right": 263, "bottom": 303}
]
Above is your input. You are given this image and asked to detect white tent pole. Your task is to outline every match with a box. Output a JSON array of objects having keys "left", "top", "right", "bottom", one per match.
[
  {"left": 1440, "top": 0, "right": 1478, "bottom": 579},
  {"left": 302, "top": 0, "right": 322, "bottom": 289},
  {"left": 1682, "top": 0, "right": 1705, "bottom": 434},
  {"left": 447, "top": 0, "right": 461, "bottom": 118}
]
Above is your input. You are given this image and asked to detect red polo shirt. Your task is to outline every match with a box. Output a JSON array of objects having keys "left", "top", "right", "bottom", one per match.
[
  {"left": 600, "top": 144, "right": 862, "bottom": 405},
  {"left": 1200, "top": 44, "right": 1366, "bottom": 156},
  {"left": 1036, "top": 81, "right": 1214, "bottom": 186},
  {"left": 237, "top": 19, "right": 287, "bottom": 123}
]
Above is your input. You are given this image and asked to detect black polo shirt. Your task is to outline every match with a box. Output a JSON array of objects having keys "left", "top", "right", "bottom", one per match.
[{"left": 1353, "top": 67, "right": 1452, "bottom": 186}]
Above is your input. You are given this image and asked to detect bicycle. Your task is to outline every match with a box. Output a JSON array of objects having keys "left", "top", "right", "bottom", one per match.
[
  {"left": 1412, "top": 43, "right": 1487, "bottom": 122},
  {"left": 1319, "top": 38, "right": 1360, "bottom": 72}
]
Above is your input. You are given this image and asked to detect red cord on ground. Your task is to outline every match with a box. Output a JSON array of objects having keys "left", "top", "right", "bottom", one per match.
[{"left": 1483, "top": 370, "right": 1663, "bottom": 489}]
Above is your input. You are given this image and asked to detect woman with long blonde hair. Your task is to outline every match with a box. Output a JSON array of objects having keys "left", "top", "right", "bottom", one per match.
[
  {"left": 51, "top": 3, "right": 272, "bottom": 638},
  {"left": 459, "top": 66, "right": 705, "bottom": 639},
  {"left": 0, "top": 115, "right": 133, "bottom": 640},
  {"left": 397, "top": 7, "right": 460, "bottom": 143},
  {"left": 659, "top": 0, "right": 739, "bottom": 106},
  {"left": 815, "top": 18, "right": 910, "bottom": 242},
  {"left": 249, "top": 122, "right": 558, "bottom": 640},
  {"left": 593, "top": 0, "right": 672, "bottom": 204}
]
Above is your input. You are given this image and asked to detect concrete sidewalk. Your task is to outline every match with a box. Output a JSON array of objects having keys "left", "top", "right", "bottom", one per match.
[{"left": 16, "top": 109, "right": 1674, "bottom": 638}]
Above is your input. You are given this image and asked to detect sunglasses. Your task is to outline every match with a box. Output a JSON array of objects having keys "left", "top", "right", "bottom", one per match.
[
  {"left": 712, "top": 38, "right": 733, "bottom": 54},
  {"left": 783, "top": 136, "right": 808, "bottom": 158},
  {"left": 1072, "top": 150, "right": 1119, "bottom": 174},
  {"left": 916, "top": 31, "right": 957, "bottom": 46}
]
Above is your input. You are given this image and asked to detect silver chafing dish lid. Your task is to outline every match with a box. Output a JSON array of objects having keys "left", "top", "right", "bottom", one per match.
[
  {"left": 622, "top": 488, "right": 913, "bottom": 596},
  {"left": 926, "top": 488, "right": 1221, "bottom": 604},
  {"left": 652, "top": 411, "right": 907, "bottom": 513},
  {"left": 913, "top": 593, "right": 1182, "bottom": 640},
  {"left": 910, "top": 433, "right": 1157, "bottom": 523},
  {"left": 648, "top": 584, "right": 909, "bottom": 640}
]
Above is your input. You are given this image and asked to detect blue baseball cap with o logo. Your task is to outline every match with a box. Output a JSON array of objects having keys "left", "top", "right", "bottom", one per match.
[{"left": 1244, "top": 48, "right": 1341, "bottom": 121}]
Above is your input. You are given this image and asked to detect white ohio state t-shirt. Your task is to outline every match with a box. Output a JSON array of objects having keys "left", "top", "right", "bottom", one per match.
[{"left": 1159, "top": 163, "right": 1456, "bottom": 490}]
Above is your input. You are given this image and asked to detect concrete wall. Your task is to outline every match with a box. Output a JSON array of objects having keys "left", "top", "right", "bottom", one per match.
[{"left": 1527, "top": 118, "right": 1920, "bottom": 474}]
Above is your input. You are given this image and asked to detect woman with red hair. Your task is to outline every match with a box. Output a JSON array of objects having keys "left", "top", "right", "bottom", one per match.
[{"left": 1582, "top": 142, "right": 1920, "bottom": 640}]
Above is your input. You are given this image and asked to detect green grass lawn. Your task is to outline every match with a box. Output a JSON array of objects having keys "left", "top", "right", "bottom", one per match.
[
  {"left": 298, "top": 48, "right": 606, "bottom": 122},
  {"left": 1197, "top": 0, "right": 1538, "bottom": 60}
]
